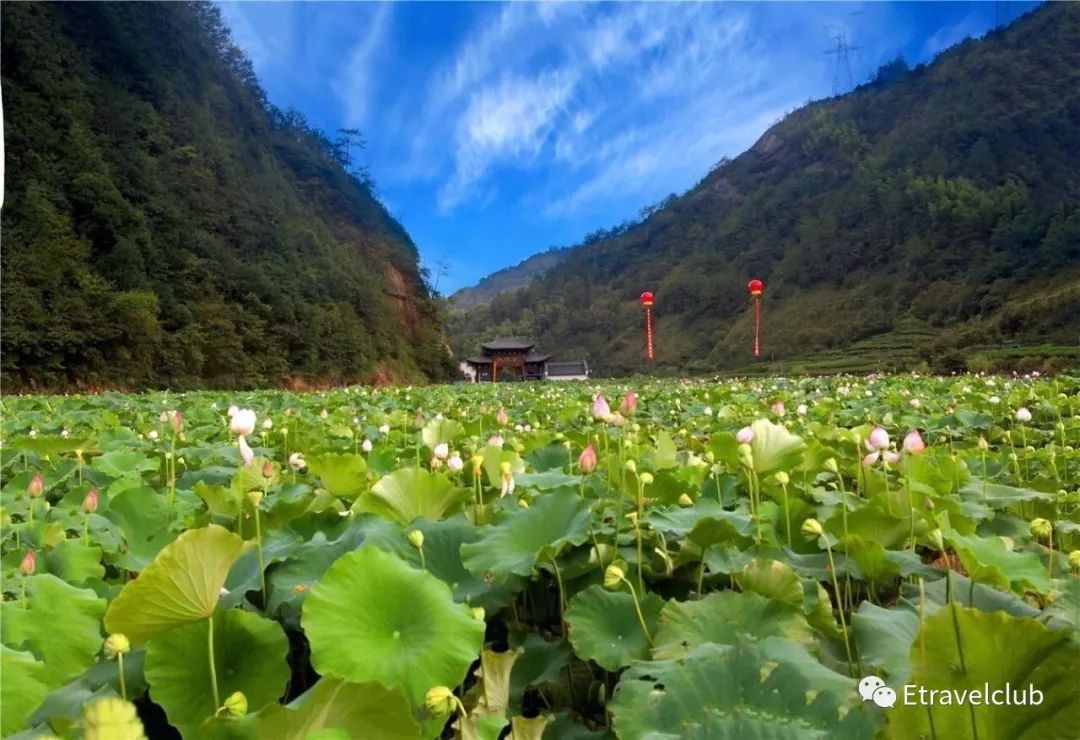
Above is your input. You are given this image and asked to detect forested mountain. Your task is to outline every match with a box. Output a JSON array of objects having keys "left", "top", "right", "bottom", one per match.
[
  {"left": 1, "top": 2, "right": 453, "bottom": 390},
  {"left": 449, "top": 4, "right": 1080, "bottom": 376},
  {"left": 451, "top": 247, "right": 572, "bottom": 310}
]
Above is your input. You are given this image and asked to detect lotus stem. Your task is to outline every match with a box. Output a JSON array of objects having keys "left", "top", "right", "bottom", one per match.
[
  {"left": 254, "top": 507, "right": 266, "bottom": 602},
  {"left": 620, "top": 575, "right": 653, "bottom": 646},
  {"left": 823, "top": 540, "right": 854, "bottom": 675},
  {"left": 550, "top": 556, "right": 567, "bottom": 637},
  {"left": 118, "top": 652, "right": 127, "bottom": 701},
  {"left": 207, "top": 615, "right": 220, "bottom": 711}
]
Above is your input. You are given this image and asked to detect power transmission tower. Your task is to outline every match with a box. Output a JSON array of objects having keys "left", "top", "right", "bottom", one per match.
[{"left": 825, "top": 26, "right": 860, "bottom": 95}]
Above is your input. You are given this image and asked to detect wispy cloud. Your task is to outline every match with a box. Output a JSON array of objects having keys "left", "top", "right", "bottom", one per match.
[{"left": 335, "top": 3, "right": 393, "bottom": 127}]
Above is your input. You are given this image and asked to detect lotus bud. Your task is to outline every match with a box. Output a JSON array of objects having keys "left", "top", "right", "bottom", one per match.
[
  {"left": 1008, "top": 452, "right": 1019, "bottom": 462},
  {"left": 868, "top": 427, "right": 890, "bottom": 451},
  {"left": 1015, "top": 407, "right": 1032, "bottom": 423},
  {"left": 471, "top": 607, "right": 486, "bottom": 621},
  {"left": 82, "top": 488, "right": 99, "bottom": 514},
  {"left": 447, "top": 454, "right": 464, "bottom": 472},
  {"left": 678, "top": 493, "right": 694, "bottom": 507},
  {"left": 408, "top": 530, "right": 424, "bottom": 549},
  {"left": 736, "top": 427, "right": 754, "bottom": 444},
  {"left": 1029, "top": 518, "right": 1052, "bottom": 540},
  {"left": 221, "top": 691, "right": 248, "bottom": 718},
  {"left": 737, "top": 443, "right": 754, "bottom": 468},
  {"left": 247, "top": 489, "right": 263, "bottom": 509},
  {"left": 471, "top": 455, "right": 484, "bottom": 474},
  {"left": 18, "top": 549, "right": 36, "bottom": 576},
  {"left": 1069, "top": 550, "right": 1080, "bottom": 571},
  {"left": 884, "top": 451, "right": 901, "bottom": 465},
  {"left": 823, "top": 458, "right": 839, "bottom": 474},
  {"left": 147, "top": 430, "right": 159, "bottom": 441},
  {"left": 159, "top": 411, "right": 169, "bottom": 423},
  {"left": 238, "top": 435, "right": 255, "bottom": 467},
  {"left": 578, "top": 444, "right": 597, "bottom": 473},
  {"left": 27, "top": 473, "right": 44, "bottom": 499},
  {"left": 639, "top": 472, "right": 654, "bottom": 485},
  {"left": 262, "top": 418, "right": 273, "bottom": 431},
  {"left": 230, "top": 409, "right": 257, "bottom": 436},
  {"left": 592, "top": 394, "right": 611, "bottom": 419},
  {"left": 623, "top": 460, "right": 637, "bottom": 474},
  {"left": 797, "top": 403, "right": 808, "bottom": 416},
  {"left": 288, "top": 452, "right": 306, "bottom": 471},
  {"left": 496, "top": 408, "right": 509, "bottom": 426},
  {"left": 928, "top": 528, "right": 945, "bottom": 552},
  {"left": 432, "top": 443, "right": 450, "bottom": 461},
  {"left": 801, "top": 518, "right": 824, "bottom": 540},
  {"left": 170, "top": 411, "right": 184, "bottom": 434},
  {"left": 902, "top": 430, "right": 926, "bottom": 454},
  {"left": 104, "top": 633, "right": 130, "bottom": 659},
  {"left": 488, "top": 435, "right": 504, "bottom": 447},
  {"left": 619, "top": 389, "right": 638, "bottom": 416},
  {"left": 977, "top": 436, "right": 989, "bottom": 451},
  {"left": 603, "top": 563, "right": 626, "bottom": 590},
  {"left": 774, "top": 471, "right": 790, "bottom": 486},
  {"left": 261, "top": 460, "right": 274, "bottom": 479},
  {"left": 358, "top": 438, "right": 372, "bottom": 454},
  {"left": 379, "top": 424, "right": 391, "bottom": 436},
  {"left": 426, "top": 686, "right": 456, "bottom": 716}
]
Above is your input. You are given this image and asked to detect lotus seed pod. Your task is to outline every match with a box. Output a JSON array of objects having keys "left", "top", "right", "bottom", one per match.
[
  {"left": 801, "top": 518, "right": 825, "bottom": 540},
  {"left": 624, "top": 460, "right": 637, "bottom": 474},
  {"left": 603, "top": 563, "right": 626, "bottom": 590},
  {"left": 1029, "top": 518, "right": 1052, "bottom": 540},
  {"left": 247, "top": 489, "right": 263, "bottom": 508},
  {"left": 639, "top": 472, "right": 654, "bottom": 485},
  {"left": 425, "top": 685, "right": 456, "bottom": 716},
  {"left": 774, "top": 471, "right": 790, "bottom": 486},
  {"left": 408, "top": 530, "right": 424, "bottom": 549},
  {"left": 222, "top": 692, "right": 248, "bottom": 717},
  {"left": 104, "top": 633, "right": 131, "bottom": 659},
  {"left": 678, "top": 494, "right": 694, "bottom": 507}
]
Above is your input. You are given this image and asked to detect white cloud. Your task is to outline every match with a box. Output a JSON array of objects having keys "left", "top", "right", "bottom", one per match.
[{"left": 336, "top": 3, "right": 393, "bottom": 126}]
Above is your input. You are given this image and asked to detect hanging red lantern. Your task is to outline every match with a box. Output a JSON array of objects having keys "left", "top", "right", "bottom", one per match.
[
  {"left": 748, "top": 279, "right": 764, "bottom": 357},
  {"left": 639, "top": 291, "right": 655, "bottom": 361}
]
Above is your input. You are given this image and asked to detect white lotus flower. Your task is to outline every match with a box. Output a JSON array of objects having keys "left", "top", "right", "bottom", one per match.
[
  {"left": 796, "top": 404, "right": 808, "bottom": 416},
  {"left": 262, "top": 418, "right": 273, "bottom": 430},
  {"left": 361, "top": 438, "right": 373, "bottom": 453},
  {"left": 1015, "top": 407, "right": 1032, "bottom": 423},
  {"left": 288, "top": 452, "right": 305, "bottom": 471},
  {"left": 227, "top": 405, "right": 239, "bottom": 418},
  {"left": 433, "top": 442, "right": 449, "bottom": 459},
  {"left": 230, "top": 409, "right": 257, "bottom": 436},
  {"left": 379, "top": 424, "right": 390, "bottom": 435},
  {"left": 147, "top": 430, "right": 159, "bottom": 441},
  {"left": 238, "top": 435, "right": 255, "bottom": 466}
]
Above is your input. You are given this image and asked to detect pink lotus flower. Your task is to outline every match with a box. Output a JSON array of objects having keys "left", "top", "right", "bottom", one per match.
[
  {"left": 862, "top": 451, "right": 880, "bottom": 467},
  {"left": 884, "top": 451, "right": 901, "bottom": 465},
  {"left": 578, "top": 444, "right": 597, "bottom": 474},
  {"left": 902, "top": 430, "right": 926, "bottom": 454},
  {"left": 19, "top": 549, "right": 35, "bottom": 576},
  {"left": 592, "top": 394, "right": 611, "bottom": 419},
  {"left": 736, "top": 427, "right": 754, "bottom": 444},
  {"left": 771, "top": 401, "right": 786, "bottom": 416},
  {"left": 867, "top": 427, "right": 890, "bottom": 451},
  {"left": 27, "top": 473, "right": 44, "bottom": 498},
  {"left": 170, "top": 411, "right": 184, "bottom": 435},
  {"left": 488, "top": 435, "right": 504, "bottom": 447},
  {"left": 619, "top": 390, "right": 638, "bottom": 416},
  {"left": 82, "top": 488, "right": 99, "bottom": 514}
]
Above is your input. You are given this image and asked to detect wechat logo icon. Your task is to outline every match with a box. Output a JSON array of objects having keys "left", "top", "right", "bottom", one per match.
[{"left": 859, "top": 676, "right": 897, "bottom": 708}]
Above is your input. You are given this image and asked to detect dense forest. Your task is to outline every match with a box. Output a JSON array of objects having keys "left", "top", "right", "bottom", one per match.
[
  {"left": 1, "top": 2, "right": 454, "bottom": 390},
  {"left": 449, "top": 4, "right": 1080, "bottom": 376}
]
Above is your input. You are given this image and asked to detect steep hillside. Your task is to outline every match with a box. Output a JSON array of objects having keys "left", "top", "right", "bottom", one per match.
[
  {"left": 1, "top": 2, "right": 454, "bottom": 390},
  {"left": 449, "top": 4, "right": 1080, "bottom": 375}
]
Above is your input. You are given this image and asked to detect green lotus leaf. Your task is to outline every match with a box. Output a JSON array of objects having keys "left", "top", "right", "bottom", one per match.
[
  {"left": 421, "top": 417, "right": 465, "bottom": 449},
  {"left": 1, "top": 646, "right": 51, "bottom": 737},
  {"left": 462, "top": 490, "right": 592, "bottom": 580},
  {"left": 481, "top": 446, "right": 525, "bottom": 490},
  {"left": 843, "top": 536, "right": 901, "bottom": 584},
  {"left": 565, "top": 584, "right": 665, "bottom": 671},
  {"left": 1042, "top": 577, "right": 1080, "bottom": 629},
  {"left": 735, "top": 558, "right": 804, "bottom": 608},
  {"left": 40, "top": 540, "right": 105, "bottom": 587},
  {"left": 651, "top": 590, "right": 814, "bottom": 660},
  {"left": 302, "top": 546, "right": 484, "bottom": 706},
  {"left": 28, "top": 650, "right": 148, "bottom": 729},
  {"left": 246, "top": 678, "right": 421, "bottom": 739},
  {"left": 611, "top": 640, "right": 876, "bottom": 739},
  {"left": 888, "top": 605, "right": 1080, "bottom": 740},
  {"left": 232, "top": 457, "right": 280, "bottom": 494},
  {"left": 958, "top": 481, "right": 1053, "bottom": 506},
  {"left": 749, "top": 419, "right": 806, "bottom": 476},
  {"left": 648, "top": 498, "right": 754, "bottom": 549},
  {"left": 945, "top": 529, "right": 1050, "bottom": 594},
  {"left": 92, "top": 450, "right": 158, "bottom": 479},
  {"left": 900, "top": 572, "right": 1041, "bottom": 619},
  {"left": 145, "top": 609, "right": 289, "bottom": 737},
  {"left": 1, "top": 575, "right": 106, "bottom": 687},
  {"left": 306, "top": 453, "right": 369, "bottom": 500},
  {"left": 509, "top": 634, "right": 572, "bottom": 703},
  {"left": 194, "top": 481, "right": 243, "bottom": 518},
  {"left": 11, "top": 434, "right": 95, "bottom": 458},
  {"left": 357, "top": 467, "right": 472, "bottom": 524},
  {"left": 851, "top": 602, "right": 921, "bottom": 685},
  {"left": 514, "top": 471, "right": 582, "bottom": 491},
  {"left": 653, "top": 430, "right": 679, "bottom": 469},
  {"left": 104, "top": 525, "right": 248, "bottom": 645},
  {"left": 104, "top": 486, "right": 176, "bottom": 571}
]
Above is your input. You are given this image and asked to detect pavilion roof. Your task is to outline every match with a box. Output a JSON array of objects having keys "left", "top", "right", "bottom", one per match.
[{"left": 481, "top": 337, "right": 535, "bottom": 351}]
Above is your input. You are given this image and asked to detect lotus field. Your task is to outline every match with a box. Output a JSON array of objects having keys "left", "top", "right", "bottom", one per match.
[{"left": 1, "top": 374, "right": 1078, "bottom": 739}]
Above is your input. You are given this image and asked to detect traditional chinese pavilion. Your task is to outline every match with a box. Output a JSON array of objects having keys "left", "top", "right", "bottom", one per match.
[{"left": 462, "top": 338, "right": 589, "bottom": 382}]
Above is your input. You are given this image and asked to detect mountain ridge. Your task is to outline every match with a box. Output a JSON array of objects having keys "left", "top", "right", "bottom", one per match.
[{"left": 448, "top": 3, "right": 1080, "bottom": 375}]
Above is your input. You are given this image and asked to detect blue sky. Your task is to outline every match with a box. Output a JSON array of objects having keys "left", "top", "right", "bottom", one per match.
[{"left": 218, "top": 1, "right": 1039, "bottom": 293}]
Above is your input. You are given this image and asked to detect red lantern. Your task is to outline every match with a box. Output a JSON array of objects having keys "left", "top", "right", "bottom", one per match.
[
  {"left": 640, "top": 291, "right": 655, "bottom": 361},
  {"left": 748, "top": 278, "right": 764, "bottom": 357}
]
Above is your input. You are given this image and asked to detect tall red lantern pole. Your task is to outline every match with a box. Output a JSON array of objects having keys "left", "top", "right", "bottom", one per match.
[
  {"left": 639, "top": 291, "right": 655, "bottom": 361},
  {"left": 747, "top": 279, "right": 764, "bottom": 358}
]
